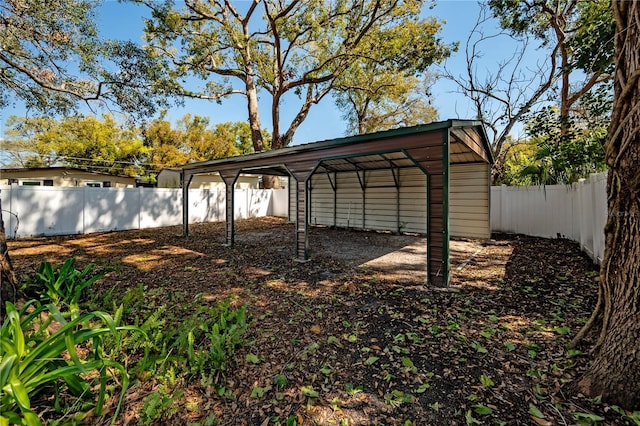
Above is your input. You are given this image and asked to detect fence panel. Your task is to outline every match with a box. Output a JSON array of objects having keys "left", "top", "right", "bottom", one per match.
[
  {"left": 140, "top": 188, "right": 183, "bottom": 228},
  {"left": 4, "top": 186, "right": 85, "bottom": 237},
  {"left": 591, "top": 173, "right": 608, "bottom": 262},
  {"left": 84, "top": 188, "right": 141, "bottom": 234},
  {"left": 491, "top": 171, "right": 607, "bottom": 264},
  {"left": 272, "top": 189, "right": 289, "bottom": 217},
  {"left": 1, "top": 186, "right": 289, "bottom": 239}
]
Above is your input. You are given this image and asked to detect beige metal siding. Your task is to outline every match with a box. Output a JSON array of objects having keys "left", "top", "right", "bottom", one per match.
[
  {"left": 398, "top": 168, "right": 427, "bottom": 234},
  {"left": 289, "top": 179, "right": 296, "bottom": 222},
  {"left": 449, "top": 163, "right": 490, "bottom": 239},
  {"left": 309, "top": 173, "right": 334, "bottom": 226},
  {"left": 286, "top": 163, "right": 489, "bottom": 239},
  {"left": 309, "top": 167, "right": 428, "bottom": 234}
]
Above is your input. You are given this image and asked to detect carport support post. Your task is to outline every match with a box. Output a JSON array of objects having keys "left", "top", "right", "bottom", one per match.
[
  {"left": 220, "top": 171, "right": 240, "bottom": 246},
  {"left": 181, "top": 172, "right": 194, "bottom": 236},
  {"left": 292, "top": 174, "right": 310, "bottom": 261},
  {"left": 441, "top": 129, "right": 451, "bottom": 287}
]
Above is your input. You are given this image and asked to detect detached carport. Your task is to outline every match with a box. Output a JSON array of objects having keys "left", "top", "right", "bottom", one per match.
[{"left": 181, "top": 119, "right": 492, "bottom": 286}]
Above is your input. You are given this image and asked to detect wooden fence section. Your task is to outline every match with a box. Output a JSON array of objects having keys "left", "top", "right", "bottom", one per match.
[
  {"left": 490, "top": 172, "right": 608, "bottom": 263},
  {"left": 1, "top": 186, "right": 286, "bottom": 239}
]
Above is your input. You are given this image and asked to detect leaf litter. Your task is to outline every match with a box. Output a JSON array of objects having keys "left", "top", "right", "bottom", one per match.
[{"left": 9, "top": 217, "right": 630, "bottom": 425}]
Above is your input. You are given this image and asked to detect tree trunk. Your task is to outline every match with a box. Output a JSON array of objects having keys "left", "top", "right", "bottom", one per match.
[
  {"left": 246, "top": 75, "right": 265, "bottom": 152},
  {"left": 576, "top": 0, "right": 640, "bottom": 411},
  {"left": 261, "top": 175, "right": 280, "bottom": 190},
  {"left": 0, "top": 194, "right": 19, "bottom": 317}
]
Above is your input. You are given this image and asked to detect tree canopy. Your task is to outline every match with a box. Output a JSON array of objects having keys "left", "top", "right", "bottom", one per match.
[
  {"left": 336, "top": 72, "right": 439, "bottom": 135},
  {"left": 4, "top": 115, "right": 149, "bottom": 176},
  {"left": 446, "top": 0, "right": 614, "bottom": 181},
  {"left": 142, "top": 114, "right": 268, "bottom": 168},
  {"left": 0, "top": 0, "right": 162, "bottom": 118},
  {"left": 139, "top": 0, "right": 453, "bottom": 154},
  {"left": 4, "top": 114, "right": 267, "bottom": 177}
]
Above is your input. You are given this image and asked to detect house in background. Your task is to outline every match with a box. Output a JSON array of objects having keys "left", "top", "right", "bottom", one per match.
[
  {"left": 0, "top": 167, "right": 136, "bottom": 188},
  {"left": 156, "top": 168, "right": 262, "bottom": 189}
]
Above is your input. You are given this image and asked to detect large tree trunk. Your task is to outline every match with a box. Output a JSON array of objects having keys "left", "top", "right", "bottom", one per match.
[
  {"left": 1, "top": 194, "right": 19, "bottom": 317},
  {"left": 576, "top": 0, "right": 640, "bottom": 411}
]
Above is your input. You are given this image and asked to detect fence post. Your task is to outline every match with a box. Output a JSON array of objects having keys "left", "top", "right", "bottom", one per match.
[
  {"left": 576, "top": 179, "right": 585, "bottom": 252},
  {"left": 82, "top": 186, "right": 86, "bottom": 234},
  {"left": 589, "top": 173, "right": 599, "bottom": 261},
  {"left": 500, "top": 184, "right": 507, "bottom": 232}
]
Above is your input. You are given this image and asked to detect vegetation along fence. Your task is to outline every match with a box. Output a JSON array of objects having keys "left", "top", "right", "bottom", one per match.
[
  {"left": 490, "top": 171, "right": 607, "bottom": 264},
  {"left": 1, "top": 186, "right": 288, "bottom": 239}
]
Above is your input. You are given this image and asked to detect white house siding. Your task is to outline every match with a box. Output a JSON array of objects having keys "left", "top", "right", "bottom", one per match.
[
  {"left": 449, "top": 163, "right": 491, "bottom": 239},
  {"left": 157, "top": 169, "right": 260, "bottom": 189}
]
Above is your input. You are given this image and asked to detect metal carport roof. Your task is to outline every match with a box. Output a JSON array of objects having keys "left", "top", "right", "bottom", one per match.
[{"left": 180, "top": 119, "right": 492, "bottom": 286}]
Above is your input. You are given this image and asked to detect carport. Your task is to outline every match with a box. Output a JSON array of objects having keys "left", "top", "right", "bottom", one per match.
[{"left": 181, "top": 119, "right": 492, "bottom": 286}]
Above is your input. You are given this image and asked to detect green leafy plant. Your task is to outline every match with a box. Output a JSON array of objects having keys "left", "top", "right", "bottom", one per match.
[
  {"left": 479, "top": 374, "right": 494, "bottom": 388},
  {"left": 363, "top": 356, "right": 379, "bottom": 366},
  {"left": 29, "top": 258, "right": 104, "bottom": 319},
  {"left": 137, "top": 300, "right": 249, "bottom": 386},
  {"left": 301, "top": 385, "right": 319, "bottom": 398},
  {"left": 345, "top": 383, "right": 363, "bottom": 396},
  {"left": 0, "top": 301, "right": 141, "bottom": 426},
  {"left": 384, "top": 390, "right": 412, "bottom": 408},
  {"left": 470, "top": 341, "right": 488, "bottom": 354},
  {"left": 140, "top": 384, "right": 183, "bottom": 425}
]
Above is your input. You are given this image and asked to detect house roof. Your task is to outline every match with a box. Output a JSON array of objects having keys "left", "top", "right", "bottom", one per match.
[{"left": 0, "top": 166, "right": 136, "bottom": 180}]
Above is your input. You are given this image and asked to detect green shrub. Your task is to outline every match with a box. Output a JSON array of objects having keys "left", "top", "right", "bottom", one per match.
[
  {"left": 28, "top": 258, "right": 104, "bottom": 319},
  {"left": 0, "top": 301, "right": 142, "bottom": 426}
]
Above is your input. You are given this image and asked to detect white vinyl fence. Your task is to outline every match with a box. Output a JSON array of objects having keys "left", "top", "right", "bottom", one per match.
[
  {"left": 1, "top": 186, "right": 288, "bottom": 239},
  {"left": 491, "top": 171, "right": 608, "bottom": 263}
]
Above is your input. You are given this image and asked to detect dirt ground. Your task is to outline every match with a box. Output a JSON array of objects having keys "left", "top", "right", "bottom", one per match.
[{"left": 9, "top": 217, "right": 614, "bottom": 425}]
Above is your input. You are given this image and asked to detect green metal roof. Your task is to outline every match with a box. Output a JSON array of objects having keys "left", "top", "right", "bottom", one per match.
[{"left": 181, "top": 119, "right": 492, "bottom": 172}]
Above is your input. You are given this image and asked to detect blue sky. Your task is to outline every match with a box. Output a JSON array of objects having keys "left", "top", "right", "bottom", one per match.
[{"left": 1, "top": 0, "right": 542, "bottom": 152}]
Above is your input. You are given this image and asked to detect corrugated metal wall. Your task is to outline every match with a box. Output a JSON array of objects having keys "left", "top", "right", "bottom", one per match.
[
  {"left": 288, "top": 163, "right": 490, "bottom": 239},
  {"left": 449, "top": 163, "right": 491, "bottom": 239},
  {"left": 307, "top": 169, "right": 428, "bottom": 233}
]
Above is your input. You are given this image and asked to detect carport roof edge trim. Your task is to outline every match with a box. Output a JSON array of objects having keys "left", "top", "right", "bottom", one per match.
[{"left": 180, "top": 119, "right": 493, "bottom": 173}]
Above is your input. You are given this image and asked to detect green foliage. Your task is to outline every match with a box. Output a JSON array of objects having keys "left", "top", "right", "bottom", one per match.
[
  {"left": 5, "top": 113, "right": 266, "bottom": 176},
  {"left": 490, "top": 0, "right": 614, "bottom": 76},
  {"left": 141, "top": 0, "right": 452, "bottom": 150},
  {"left": 102, "top": 287, "right": 249, "bottom": 387},
  {"left": 301, "top": 385, "right": 319, "bottom": 398},
  {"left": 519, "top": 106, "right": 607, "bottom": 185},
  {"left": 5, "top": 114, "right": 149, "bottom": 176},
  {"left": 0, "top": 0, "right": 160, "bottom": 118},
  {"left": 142, "top": 115, "right": 269, "bottom": 168},
  {"left": 0, "top": 301, "right": 140, "bottom": 426},
  {"left": 26, "top": 258, "right": 103, "bottom": 320},
  {"left": 479, "top": 374, "right": 494, "bottom": 388},
  {"left": 384, "top": 389, "right": 413, "bottom": 408},
  {"left": 140, "top": 384, "right": 183, "bottom": 425},
  {"left": 335, "top": 61, "right": 443, "bottom": 135}
]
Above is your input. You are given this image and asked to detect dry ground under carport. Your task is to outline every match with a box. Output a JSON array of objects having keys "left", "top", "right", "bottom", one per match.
[{"left": 9, "top": 217, "right": 614, "bottom": 425}]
